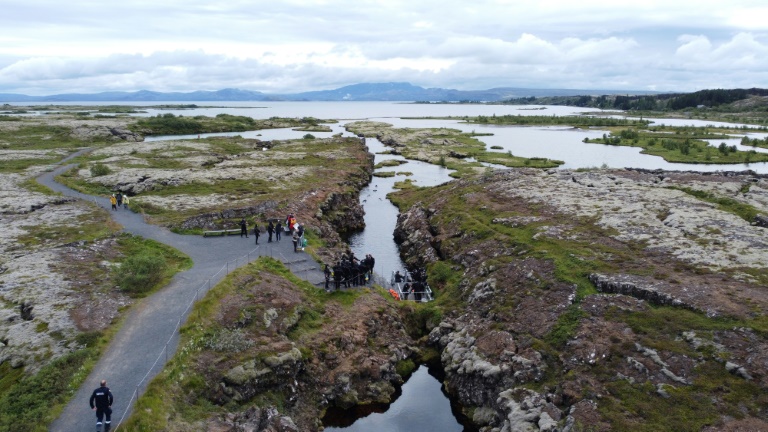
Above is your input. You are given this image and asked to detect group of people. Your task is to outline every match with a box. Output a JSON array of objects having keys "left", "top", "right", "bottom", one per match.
[
  {"left": 239, "top": 218, "right": 285, "bottom": 244},
  {"left": 394, "top": 268, "right": 429, "bottom": 301},
  {"left": 324, "top": 252, "right": 376, "bottom": 291},
  {"left": 108, "top": 192, "right": 129, "bottom": 211},
  {"left": 238, "top": 214, "right": 305, "bottom": 252}
]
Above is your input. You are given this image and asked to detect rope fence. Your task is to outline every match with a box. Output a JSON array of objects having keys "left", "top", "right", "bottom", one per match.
[{"left": 113, "top": 245, "right": 261, "bottom": 430}]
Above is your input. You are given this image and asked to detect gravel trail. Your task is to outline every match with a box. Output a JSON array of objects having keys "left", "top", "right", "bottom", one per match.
[{"left": 42, "top": 152, "right": 327, "bottom": 431}]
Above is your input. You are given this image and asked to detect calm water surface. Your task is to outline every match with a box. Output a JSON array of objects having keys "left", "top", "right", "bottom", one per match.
[
  {"left": 323, "top": 366, "right": 466, "bottom": 432},
  {"left": 137, "top": 102, "right": 768, "bottom": 173},
  {"left": 346, "top": 136, "right": 454, "bottom": 278}
]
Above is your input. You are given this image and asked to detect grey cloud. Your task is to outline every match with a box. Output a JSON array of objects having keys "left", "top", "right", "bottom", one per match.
[{"left": 1, "top": 1, "right": 767, "bottom": 94}]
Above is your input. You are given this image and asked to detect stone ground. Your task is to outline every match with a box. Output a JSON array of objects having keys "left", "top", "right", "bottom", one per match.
[{"left": 395, "top": 167, "right": 768, "bottom": 431}]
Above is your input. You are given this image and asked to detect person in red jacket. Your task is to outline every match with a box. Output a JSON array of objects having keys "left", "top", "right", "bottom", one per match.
[{"left": 89, "top": 379, "right": 114, "bottom": 432}]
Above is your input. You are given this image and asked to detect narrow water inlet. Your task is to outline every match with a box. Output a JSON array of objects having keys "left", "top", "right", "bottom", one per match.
[
  {"left": 322, "top": 365, "right": 472, "bottom": 431},
  {"left": 347, "top": 136, "right": 455, "bottom": 277},
  {"left": 333, "top": 136, "right": 470, "bottom": 430}
]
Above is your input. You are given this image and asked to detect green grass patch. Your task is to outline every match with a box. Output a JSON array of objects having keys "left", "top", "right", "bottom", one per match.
[
  {"left": 613, "top": 305, "right": 742, "bottom": 340},
  {"left": 374, "top": 159, "right": 407, "bottom": 168},
  {"left": 395, "top": 359, "right": 416, "bottom": 378},
  {"left": 475, "top": 152, "right": 562, "bottom": 168},
  {"left": 669, "top": 186, "right": 760, "bottom": 222},
  {"left": 17, "top": 203, "right": 120, "bottom": 247},
  {"left": 544, "top": 305, "right": 587, "bottom": 347},
  {"left": 599, "top": 379, "right": 717, "bottom": 431},
  {"left": 0, "top": 362, "right": 24, "bottom": 399},
  {"left": 19, "top": 178, "right": 56, "bottom": 195},
  {"left": 129, "top": 114, "right": 334, "bottom": 136},
  {"left": 400, "top": 303, "right": 443, "bottom": 338},
  {"left": 54, "top": 166, "right": 115, "bottom": 197},
  {"left": 373, "top": 171, "right": 396, "bottom": 178},
  {"left": 0, "top": 157, "right": 62, "bottom": 173},
  {"left": 0, "top": 349, "right": 97, "bottom": 432},
  {"left": 0, "top": 124, "right": 91, "bottom": 150}
]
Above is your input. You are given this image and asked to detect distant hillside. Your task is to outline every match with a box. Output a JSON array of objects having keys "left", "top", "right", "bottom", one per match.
[
  {"left": 503, "top": 88, "right": 768, "bottom": 111},
  {"left": 0, "top": 82, "right": 659, "bottom": 103}
]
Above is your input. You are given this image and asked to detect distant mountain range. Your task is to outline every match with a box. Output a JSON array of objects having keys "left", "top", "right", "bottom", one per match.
[{"left": 0, "top": 82, "right": 661, "bottom": 103}]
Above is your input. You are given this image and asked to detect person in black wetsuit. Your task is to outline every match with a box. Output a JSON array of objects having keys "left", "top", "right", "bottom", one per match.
[
  {"left": 324, "top": 264, "right": 332, "bottom": 291},
  {"left": 240, "top": 218, "right": 248, "bottom": 238},
  {"left": 89, "top": 379, "right": 114, "bottom": 432},
  {"left": 394, "top": 271, "right": 404, "bottom": 283},
  {"left": 275, "top": 221, "right": 282, "bottom": 241},
  {"left": 333, "top": 262, "right": 342, "bottom": 290}
]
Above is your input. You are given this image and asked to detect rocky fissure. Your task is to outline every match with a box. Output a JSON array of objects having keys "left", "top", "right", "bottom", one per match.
[{"left": 392, "top": 167, "right": 768, "bottom": 431}]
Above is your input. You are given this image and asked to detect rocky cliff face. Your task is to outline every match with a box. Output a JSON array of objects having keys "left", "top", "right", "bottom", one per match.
[
  {"left": 392, "top": 167, "right": 768, "bottom": 431},
  {"left": 392, "top": 204, "right": 441, "bottom": 269}
]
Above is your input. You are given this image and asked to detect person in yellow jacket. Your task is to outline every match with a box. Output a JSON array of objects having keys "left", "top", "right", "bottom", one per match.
[
  {"left": 122, "top": 195, "right": 130, "bottom": 209},
  {"left": 109, "top": 194, "right": 117, "bottom": 211}
]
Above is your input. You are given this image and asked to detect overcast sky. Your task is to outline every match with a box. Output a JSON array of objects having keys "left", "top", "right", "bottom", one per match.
[{"left": 1, "top": 0, "right": 766, "bottom": 95}]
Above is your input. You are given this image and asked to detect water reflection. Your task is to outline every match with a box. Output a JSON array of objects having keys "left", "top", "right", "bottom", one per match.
[
  {"left": 346, "top": 136, "right": 455, "bottom": 278},
  {"left": 377, "top": 119, "right": 768, "bottom": 173},
  {"left": 323, "top": 366, "right": 467, "bottom": 432}
]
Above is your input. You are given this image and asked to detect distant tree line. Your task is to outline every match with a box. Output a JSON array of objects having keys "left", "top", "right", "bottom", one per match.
[
  {"left": 503, "top": 88, "right": 768, "bottom": 111},
  {"left": 467, "top": 114, "right": 650, "bottom": 127}
]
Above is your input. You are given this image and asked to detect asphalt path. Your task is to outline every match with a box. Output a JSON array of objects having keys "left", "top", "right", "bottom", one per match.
[{"left": 41, "top": 153, "right": 330, "bottom": 431}]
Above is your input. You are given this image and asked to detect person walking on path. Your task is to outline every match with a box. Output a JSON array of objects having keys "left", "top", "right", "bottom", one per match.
[
  {"left": 240, "top": 218, "right": 248, "bottom": 238},
  {"left": 275, "top": 221, "right": 282, "bottom": 242},
  {"left": 122, "top": 195, "right": 129, "bottom": 209},
  {"left": 109, "top": 194, "right": 117, "bottom": 211},
  {"left": 267, "top": 220, "right": 274, "bottom": 243},
  {"left": 89, "top": 379, "right": 114, "bottom": 432},
  {"left": 254, "top": 223, "right": 260, "bottom": 244},
  {"left": 292, "top": 231, "right": 299, "bottom": 253},
  {"left": 115, "top": 192, "right": 123, "bottom": 208}
]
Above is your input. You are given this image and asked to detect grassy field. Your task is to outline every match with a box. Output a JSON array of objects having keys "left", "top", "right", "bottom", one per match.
[{"left": 584, "top": 128, "right": 768, "bottom": 164}]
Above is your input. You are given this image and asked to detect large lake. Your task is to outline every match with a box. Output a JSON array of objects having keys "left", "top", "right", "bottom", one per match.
[{"left": 61, "top": 100, "right": 766, "bottom": 174}]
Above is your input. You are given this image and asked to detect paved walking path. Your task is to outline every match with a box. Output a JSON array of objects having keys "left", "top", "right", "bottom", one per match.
[{"left": 41, "top": 153, "right": 332, "bottom": 431}]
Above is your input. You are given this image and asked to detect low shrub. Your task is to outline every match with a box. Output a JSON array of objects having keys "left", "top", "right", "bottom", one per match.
[
  {"left": 90, "top": 163, "right": 111, "bottom": 177},
  {"left": 114, "top": 253, "right": 165, "bottom": 294}
]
